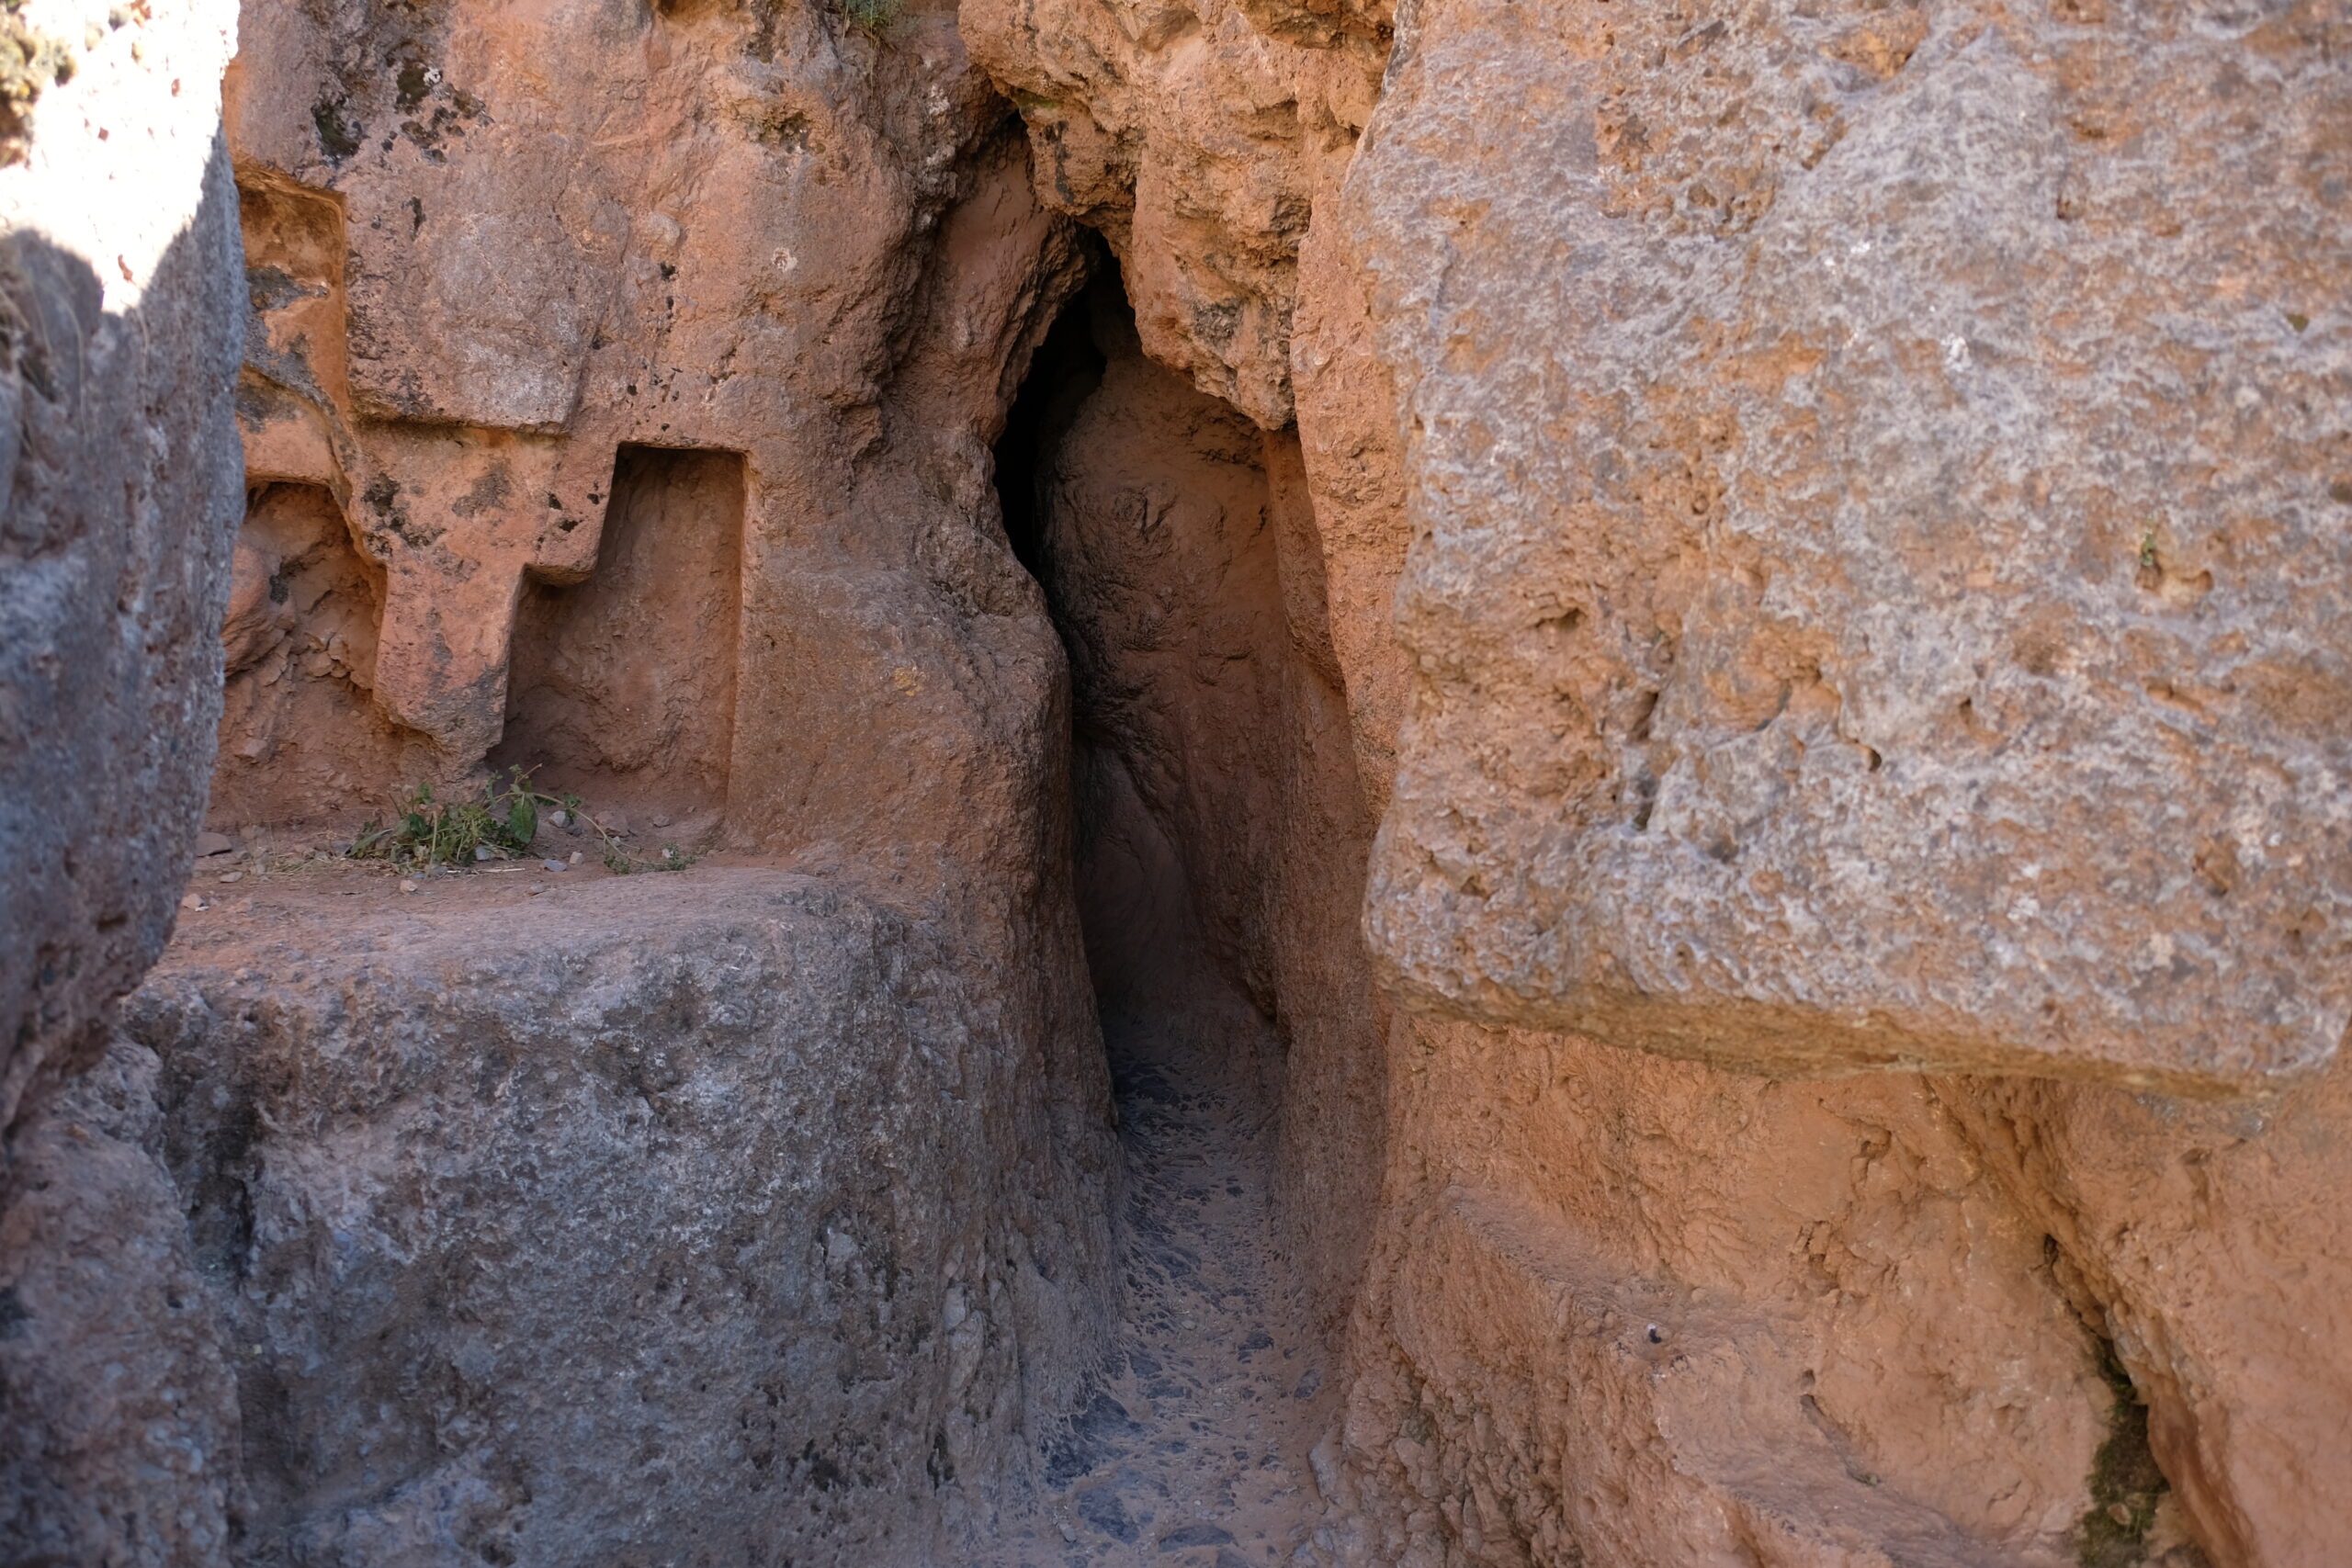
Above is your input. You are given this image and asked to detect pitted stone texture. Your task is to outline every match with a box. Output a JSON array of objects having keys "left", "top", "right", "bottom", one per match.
[
  {"left": 0, "top": 0, "right": 244, "bottom": 1124},
  {"left": 963, "top": 0, "right": 1386, "bottom": 427},
  {"left": 0, "top": 1040, "right": 243, "bottom": 1568},
  {"left": 123, "top": 869, "right": 1109, "bottom": 1565},
  {"left": 1350, "top": 0, "right": 2352, "bottom": 1092}
]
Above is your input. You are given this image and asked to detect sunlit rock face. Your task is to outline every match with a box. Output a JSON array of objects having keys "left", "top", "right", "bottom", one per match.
[
  {"left": 220, "top": 0, "right": 1090, "bottom": 874},
  {"left": 977, "top": 0, "right": 2352, "bottom": 1561},
  {"left": 1351, "top": 0, "right": 2352, "bottom": 1096},
  {"left": 8, "top": 0, "right": 2352, "bottom": 1564}
]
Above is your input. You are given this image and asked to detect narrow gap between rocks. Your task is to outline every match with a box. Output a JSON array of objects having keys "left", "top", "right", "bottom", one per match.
[{"left": 982, "top": 268, "right": 1328, "bottom": 1567}]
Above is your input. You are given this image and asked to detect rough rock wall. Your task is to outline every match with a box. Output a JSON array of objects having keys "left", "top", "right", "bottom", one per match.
[
  {"left": 1352, "top": 0, "right": 2352, "bottom": 1097},
  {"left": 0, "top": 1033, "right": 245, "bottom": 1567},
  {"left": 0, "top": 5, "right": 247, "bottom": 1562},
  {"left": 0, "top": 0, "right": 244, "bottom": 1128},
  {"left": 11, "top": 1, "right": 1132, "bottom": 1563},
  {"left": 181, "top": 0, "right": 1124, "bottom": 1557},
  {"left": 221, "top": 0, "right": 1095, "bottom": 890},
  {"left": 970, "top": 0, "right": 2352, "bottom": 1562},
  {"left": 114, "top": 872, "right": 1091, "bottom": 1563}
]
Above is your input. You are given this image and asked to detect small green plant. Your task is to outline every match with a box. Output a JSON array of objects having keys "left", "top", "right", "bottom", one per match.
[
  {"left": 602, "top": 840, "right": 698, "bottom": 875},
  {"left": 348, "top": 768, "right": 563, "bottom": 867},
  {"left": 2076, "top": 1339, "right": 2167, "bottom": 1567},
  {"left": 349, "top": 770, "right": 700, "bottom": 875},
  {"left": 833, "top": 0, "right": 901, "bottom": 34}
]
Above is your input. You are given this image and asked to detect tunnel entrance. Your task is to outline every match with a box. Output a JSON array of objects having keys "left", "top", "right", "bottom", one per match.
[
  {"left": 992, "top": 275, "right": 1106, "bottom": 588},
  {"left": 991, "top": 267, "right": 1299, "bottom": 1111},
  {"left": 977, "top": 267, "right": 1341, "bottom": 1562}
]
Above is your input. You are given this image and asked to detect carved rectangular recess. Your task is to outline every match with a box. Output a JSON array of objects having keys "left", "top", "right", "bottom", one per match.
[{"left": 493, "top": 445, "right": 746, "bottom": 829}]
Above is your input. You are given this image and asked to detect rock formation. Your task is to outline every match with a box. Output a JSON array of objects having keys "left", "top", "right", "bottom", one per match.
[
  {"left": 2, "top": 0, "right": 2346, "bottom": 1564},
  {"left": 8, "top": 1, "right": 1123, "bottom": 1562}
]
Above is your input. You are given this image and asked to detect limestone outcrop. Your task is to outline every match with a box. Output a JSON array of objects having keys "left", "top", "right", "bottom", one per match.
[
  {"left": 8, "top": 2, "right": 1125, "bottom": 1562},
  {"left": 975, "top": 0, "right": 2352, "bottom": 1562},
  {"left": 1351, "top": 0, "right": 2352, "bottom": 1097}
]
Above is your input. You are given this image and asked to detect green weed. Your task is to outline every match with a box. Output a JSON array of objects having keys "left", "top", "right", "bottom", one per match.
[
  {"left": 349, "top": 769, "right": 699, "bottom": 875},
  {"left": 601, "top": 840, "right": 698, "bottom": 875},
  {"left": 834, "top": 0, "right": 901, "bottom": 34},
  {"left": 2076, "top": 1338, "right": 2167, "bottom": 1567},
  {"left": 348, "top": 769, "right": 566, "bottom": 867}
]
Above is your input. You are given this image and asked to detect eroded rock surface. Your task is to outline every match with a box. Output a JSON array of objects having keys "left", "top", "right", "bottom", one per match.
[
  {"left": 111, "top": 869, "right": 1104, "bottom": 1563},
  {"left": 1351, "top": 0, "right": 2352, "bottom": 1094},
  {"left": 0, "top": 6, "right": 248, "bottom": 1559},
  {"left": 0, "top": 0, "right": 244, "bottom": 1125},
  {"left": 977, "top": 0, "right": 2352, "bottom": 1561},
  {"left": 11, "top": 3, "right": 1130, "bottom": 1563},
  {"left": 964, "top": 0, "right": 1386, "bottom": 426},
  {"left": 0, "top": 1039, "right": 243, "bottom": 1568},
  {"left": 220, "top": 0, "right": 1097, "bottom": 890},
  {"left": 10, "top": 0, "right": 2352, "bottom": 1563}
]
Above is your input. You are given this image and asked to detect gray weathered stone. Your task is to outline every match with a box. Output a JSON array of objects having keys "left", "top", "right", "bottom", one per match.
[
  {"left": 119, "top": 868, "right": 1108, "bottom": 1565},
  {"left": 0, "top": 1038, "right": 243, "bottom": 1568},
  {"left": 0, "top": 1, "right": 245, "bottom": 1124}
]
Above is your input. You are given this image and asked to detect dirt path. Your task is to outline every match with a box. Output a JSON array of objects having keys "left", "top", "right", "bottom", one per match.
[{"left": 974, "top": 975, "right": 1334, "bottom": 1568}]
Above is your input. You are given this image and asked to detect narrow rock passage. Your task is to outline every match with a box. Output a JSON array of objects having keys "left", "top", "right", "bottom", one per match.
[
  {"left": 978, "top": 267, "right": 1339, "bottom": 1568},
  {"left": 978, "top": 921, "right": 1329, "bottom": 1566}
]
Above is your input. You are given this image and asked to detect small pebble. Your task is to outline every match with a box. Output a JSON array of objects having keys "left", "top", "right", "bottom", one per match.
[
  {"left": 399, "top": 879, "right": 419, "bottom": 894},
  {"left": 528, "top": 883, "right": 547, "bottom": 897},
  {"left": 544, "top": 858, "right": 567, "bottom": 872},
  {"left": 650, "top": 812, "right": 673, "bottom": 829},
  {"left": 179, "top": 893, "right": 205, "bottom": 911},
  {"left": 474, "top": 844, "right": 493, "bottom": 862},
  {"left": 548, "top": 808, "right": 570, "bottom": 829},
  {"left": 218, "top": 871, "right": 243, "bottom": 884},
  {"left": 569, "top": 851, "right": 582, "bottom": 865},
  {"left": 194, "top": 830, "right": 234, "bottom": 857}
]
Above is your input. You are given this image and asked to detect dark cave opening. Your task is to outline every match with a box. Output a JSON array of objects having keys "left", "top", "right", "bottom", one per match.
[
  {"left": 992, "top": 269, "right": 1111, "bottom": 590},
  {"left": 988, "top": 255, "right": 1305, "bottom": 1112}
]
